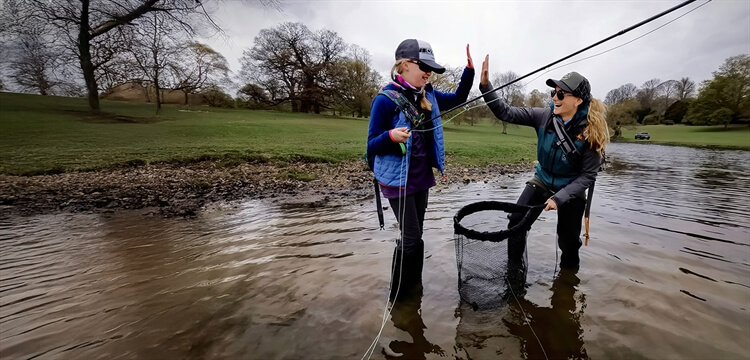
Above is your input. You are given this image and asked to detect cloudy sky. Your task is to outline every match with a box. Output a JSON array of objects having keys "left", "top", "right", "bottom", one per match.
[{"left": 204, "top": 0, "right": 749, "bottom": 99}]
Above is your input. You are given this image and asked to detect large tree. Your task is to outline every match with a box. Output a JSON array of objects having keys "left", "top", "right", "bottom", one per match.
[
  {"left": 676, "top": 77, "right": 696, "bottom": 100},
  {"left": 116, "top": 13, "right": 185, "bottom": 112},
  {"left": 332, "top": 45, "right": 383, "bottom": 117},
  {"left": 240, "top": 22, "right": 347, "bottom": 114},
  {"left": 6, "top": 24, "right": 61, "bottom": 95},
  {"left": 685, "top": 54, "right": 750, "bottom": 126},
  {"left": 171, "top": 41, "right": 230, "bottom": 105}
]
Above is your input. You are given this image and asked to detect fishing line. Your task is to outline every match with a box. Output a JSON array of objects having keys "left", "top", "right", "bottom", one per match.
[
  {"left": 520, "top": 0, "right": 712, "bottom": 90},
  {"left": 506, "top": 271, "right": 549, "bottom": 360},
  {"left": 362, "top": 153, "right": 410, "bottom": 360},
  {"left": 415, "top": 0, "right": 701, "bottom": 128}
]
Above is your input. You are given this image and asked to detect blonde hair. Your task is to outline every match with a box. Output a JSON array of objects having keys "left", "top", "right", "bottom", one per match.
[
  {"left": 391, "top": 59, "right": 432, "bottom": 112},
  {"left": 584, "top": 98, "right": 609, "bottom": 155}
]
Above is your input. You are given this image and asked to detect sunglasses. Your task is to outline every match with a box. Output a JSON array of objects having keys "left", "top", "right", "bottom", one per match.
[
  {"left": 406, "top": 59, "right": 434, "bottom": 73},
  {"left": 550, "top": 89, "right": 574, "bottom": 100}
]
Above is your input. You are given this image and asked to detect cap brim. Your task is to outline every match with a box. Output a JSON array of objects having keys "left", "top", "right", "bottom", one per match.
[
  {"left": 420, "top": 59, "right": 446, "bottom": 74},
  {"left": 546, "top": 79, "right": 574, "bottom": 93}
]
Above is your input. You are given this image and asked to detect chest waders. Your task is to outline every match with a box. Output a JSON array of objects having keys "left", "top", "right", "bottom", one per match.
[{"left": 552, "top": 117, "right": 599, "bottom": 246}]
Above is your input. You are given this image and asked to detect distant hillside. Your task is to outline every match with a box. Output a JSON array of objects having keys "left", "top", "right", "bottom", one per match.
[{"left": 101, "top": 82, "right": 204, "bottom": 105}]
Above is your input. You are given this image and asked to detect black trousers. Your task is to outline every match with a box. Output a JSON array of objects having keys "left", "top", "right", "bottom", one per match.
[
  {"left": 508, "top": 184, "right": 586, "bottom": 268},
  {"left": 388, "top": 190, "right": 429, "bottom": 256},
  {"left": 387, "top": 190, "right": 428, "bottom": 300}
]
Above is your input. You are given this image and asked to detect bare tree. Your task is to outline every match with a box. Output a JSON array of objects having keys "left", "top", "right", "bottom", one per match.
[
  {"left": 120, "top": 13, "right": 184, "bottom": 113},
  {"left": 7, "top": 0, "right": 231, "bottom": 113},
  {"left": 675, "top": 77, "right": 696, "bottom": 100},
  {"left": 239, "top": 22, "right": 347, "bottom": 114},
  {"left": 636, "top": 78, "right": 661, "bottom": 109},
  {"left": 488, "top": 71, "right": 525, "bottom": 134},
  {"left": 605, "top": 83, "right": 638, "bottom": 105},
  {"left": 429, "top": 66, "right": 463, "bottom": 93},
  {"left": 656, "top": 79, "right": 679, "bottom": 114},
  {"left": 525, "top": 89, "right": 546, "bottom": 107},
  {"left": 172, "top": 41, "right": 230, "bottom": 105},
  {"left": 7, "top": 25, "right": 61, "bottom": 95}
]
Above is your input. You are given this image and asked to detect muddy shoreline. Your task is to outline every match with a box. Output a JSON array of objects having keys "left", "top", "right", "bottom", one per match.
[{"left": 0, "top": 160, "right": 533, "bottom": 217}]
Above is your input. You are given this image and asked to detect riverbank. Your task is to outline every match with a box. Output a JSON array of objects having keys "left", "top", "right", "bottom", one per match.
[{"left": 0, "top": 159, "right": 533, "bottom": 217}]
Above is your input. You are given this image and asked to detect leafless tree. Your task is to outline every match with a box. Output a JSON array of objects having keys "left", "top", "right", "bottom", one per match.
[
  {"left": 656, "top": 79, "right": 679, "bottom": 114},
  {"left": 6, "top": 0, "right": 244, "bottom": 113},
  {"left": 7, "top": 25, "right": 61, "bottom": 95},
  {"left": 119, "top": 13, "right": 184, "bottom": 113},
  {"left": 239, "top": 22, "right": 347, "bottom": 114},
  {"left": 429, "top": 66, "right": 463, "bottom": 93},
  {"left": 488, "top": 71, "right": 525, "bottom": 134},
  {"left": 525, "top": 89, "right": 547, "bottom": 108},
  {"left": 636, "top": 78, "right": 661, "bottom": 109},
  {"left": 172, "top": 41, "right": 230, "bottom": 105},
  {"left": 675, "top": 77, "right": 696, "bottom": 100},
  {"left": 604, "top": 83, "right": 637, "bottom": 105}
]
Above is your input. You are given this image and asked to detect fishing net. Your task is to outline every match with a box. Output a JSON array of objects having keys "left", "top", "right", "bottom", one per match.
[{"left": 453, "top": 201, "right": 544, "bottom": 310}]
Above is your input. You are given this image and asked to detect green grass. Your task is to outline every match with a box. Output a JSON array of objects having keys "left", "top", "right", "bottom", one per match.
[
  {"left": 0, "top": 92, "right": 537, "bottom": 175},
  {"left": 2, "top": 92, "right": 747, "bottom": 175},
  {"left": 620, "top": 125, "right": 750, "bottom": 150}
]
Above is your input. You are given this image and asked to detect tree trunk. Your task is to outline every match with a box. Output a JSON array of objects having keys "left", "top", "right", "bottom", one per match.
[
  {"left": 78, "top": 0, "right": 100, "bottom": 114},
  {"left": 183, "top": 90, "right": 189, "bottom": 105},
  {"left": 502, "top": 121, "right": 508, "bottom": 134},
  {"left": 154, "top": 79, "right": 161, "bottom": 114}
]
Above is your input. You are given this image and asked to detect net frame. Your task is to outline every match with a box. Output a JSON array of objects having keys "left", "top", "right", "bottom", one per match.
[{"left": 453, "top": 201, "right": 544, "bottom": 310}]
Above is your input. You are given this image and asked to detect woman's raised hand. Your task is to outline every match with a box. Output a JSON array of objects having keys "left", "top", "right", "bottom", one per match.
[
  {"left": 480, "top": 54, "right": 490, "bottom": 86},
  {"left": 466, "top": 44, "right": 474, "bottom": 69}
]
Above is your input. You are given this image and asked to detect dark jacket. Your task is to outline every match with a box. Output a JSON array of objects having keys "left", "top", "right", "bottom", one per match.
[{"left": 479, "top": 82, "right": 602, "bottom": 206}]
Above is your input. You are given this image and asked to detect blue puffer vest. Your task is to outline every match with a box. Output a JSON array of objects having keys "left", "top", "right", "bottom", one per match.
[{"left": 373, "top": 88, "right": 444, "bottom": 188}]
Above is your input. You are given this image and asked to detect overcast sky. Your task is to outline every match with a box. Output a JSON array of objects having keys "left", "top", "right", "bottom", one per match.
[{"left": 203, "top": 0, "right": 749, "bottom": 99}]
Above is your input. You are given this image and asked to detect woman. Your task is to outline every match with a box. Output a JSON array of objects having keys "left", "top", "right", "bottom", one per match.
[
  {"left": 367, "top": 39, "right": 475, "bottom": 301},
  {"left": 479, "top": 55, "right": 608, "bottom": 271}
]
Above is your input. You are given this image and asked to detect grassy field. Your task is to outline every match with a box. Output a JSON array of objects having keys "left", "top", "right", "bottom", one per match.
[
  {"left": 1, "top": 92, "right": 747, "bottom": 175},
  {"left": 621, "top": 125, "right": 750, "bottom": 149},
  {"left": 0, "top": 92, "right": 537, "bottom": 175}
]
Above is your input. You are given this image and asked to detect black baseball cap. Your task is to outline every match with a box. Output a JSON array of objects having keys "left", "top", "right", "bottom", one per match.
[
  {"left": 395, "top": 39, "right": 446, "bottom": 74},
  {"left": 546, "top": 72, "right": 591, "bottom": 101}
]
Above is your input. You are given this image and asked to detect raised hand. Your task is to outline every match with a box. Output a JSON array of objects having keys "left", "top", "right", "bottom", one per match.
[
  {"left": 480, "top": 54, "right": 490, "bottom": 86},
  {"left": 466, "top": 44, "right": 474, "bottom": 69}
]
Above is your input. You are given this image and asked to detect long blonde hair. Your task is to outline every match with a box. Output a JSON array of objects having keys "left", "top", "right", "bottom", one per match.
[
  {"left": 391, "top": 59, "right": 432, "bottom": 112},
  {"left": 584, "top": 98, "right": 609, "bottom": 155}
]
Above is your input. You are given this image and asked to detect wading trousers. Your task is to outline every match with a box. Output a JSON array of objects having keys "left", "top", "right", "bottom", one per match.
[
  {"left": 388, "top": 190, "right": 428, "bottom": 301},
  {"left": 508, "top": 183, "right": 586, "bottom": 270}
]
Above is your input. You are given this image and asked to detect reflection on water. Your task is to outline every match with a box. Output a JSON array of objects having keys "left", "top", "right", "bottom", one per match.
[{"left": 1, "top": 142, "right": 749, "bottom": 359}]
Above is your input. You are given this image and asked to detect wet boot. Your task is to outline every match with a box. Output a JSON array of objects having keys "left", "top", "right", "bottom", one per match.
[
  {"left": 559, "top": 235, "right": 582, "bottom": 270},
  {"left": 406, "top": 240, "right": 424, "bottom": 299},
  {"left": 389, "top": 247, "right": 405, "bottom": 302},
  {"left": 506, "top": 231, "right": 528, "bottom": 293},
  {"left": 389, "top": 241, "right": 424, "bottom": 302}
]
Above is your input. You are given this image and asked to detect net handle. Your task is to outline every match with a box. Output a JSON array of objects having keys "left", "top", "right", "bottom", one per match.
[{"left": 453, "top": 201, "right": 545, "bottom": 242}]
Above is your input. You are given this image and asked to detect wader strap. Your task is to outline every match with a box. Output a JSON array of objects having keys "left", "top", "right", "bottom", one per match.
[
  {"left": 374, "top": 177, "right": 384, "bottom": 230},
  {"left": 552, "top": 117, "right": 580, "bottom": 159}
]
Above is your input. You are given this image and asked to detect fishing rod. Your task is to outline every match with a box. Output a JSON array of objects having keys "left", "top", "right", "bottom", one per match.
[{"left": 425, "top": 0, "right": 700, "bottom": 124}]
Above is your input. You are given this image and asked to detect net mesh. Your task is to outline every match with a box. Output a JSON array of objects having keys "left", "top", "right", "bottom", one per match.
[{"left": 453, "top": 201, "right": 543, "bottom": 310}]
